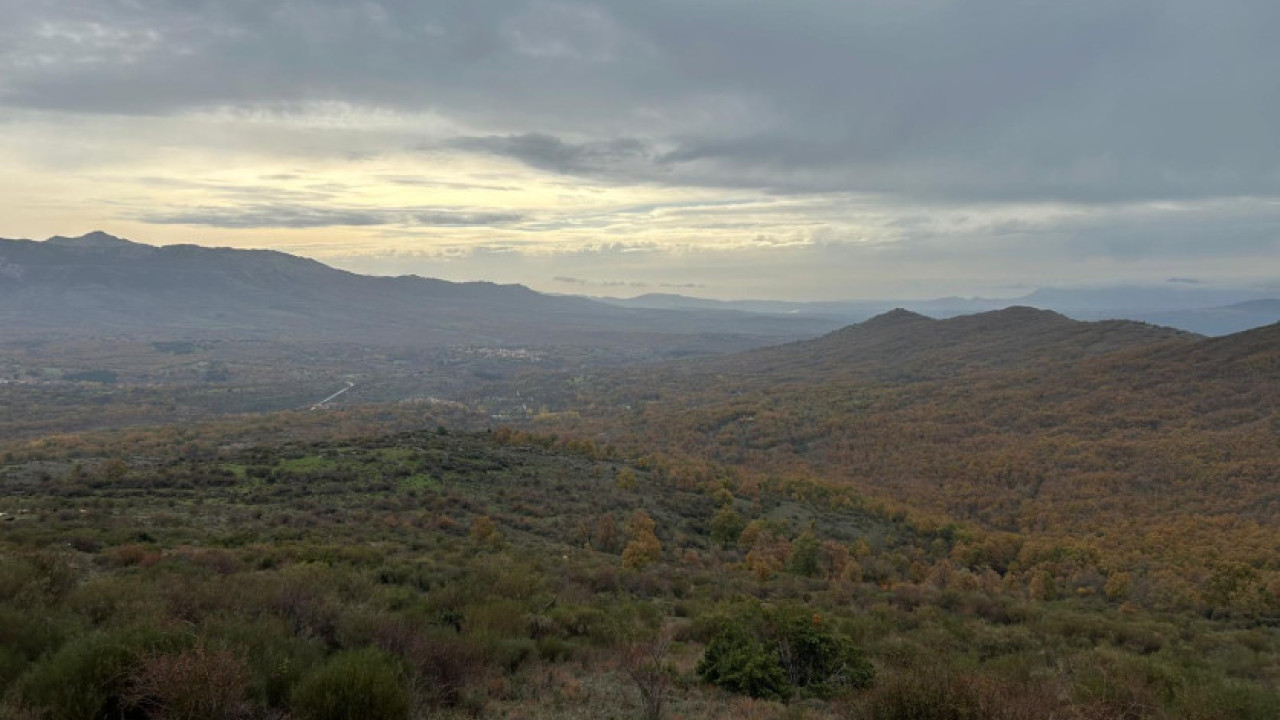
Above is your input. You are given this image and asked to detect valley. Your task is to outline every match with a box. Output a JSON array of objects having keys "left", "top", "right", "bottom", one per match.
[{"left": 0, "top": 234, "right": 1276, "bottom": 720}]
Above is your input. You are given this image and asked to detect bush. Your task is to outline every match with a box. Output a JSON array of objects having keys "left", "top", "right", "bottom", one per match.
[
  {"left": 772, "top": 606, "right": 874, "bottom": 696},
  {"left": 123, "top": 647, "right": 249, "bottom": 720},
  {"left": 536, "top": 636, "right": 575, "bottom": 662},
  {"left": 407, "top": 635, "right": 489, "bottom": 710},
  {"left": 0, "top": 604, "right": 68, "bottom": 689},
  {"left": 484, "top": 637, "right": 536, "bottom": 673},
  {"left": 696, "top": 602, "right": 874, "bottom": 700},
  {"left": 0, "top": 553, "right": 76, "bottom": 607},
  {"left": 845, "top": 665, "right": 1064, "bottom": 720},
  {"left": 13, "top": 625, "right": 187, "bottom": 720},
  {"left": 290, "top": 648, "right": 410, "bottom": 720},
  {"left": 203, "top": 615, "right": 325, "bottom": 709},
  {"left": 697, "top": 619, "right": 789, "bottom": 700}
]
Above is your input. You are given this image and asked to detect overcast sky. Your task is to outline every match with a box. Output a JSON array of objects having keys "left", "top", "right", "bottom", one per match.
[{"left": 2, "top": 0, "right": 1277, "bottom": 299}]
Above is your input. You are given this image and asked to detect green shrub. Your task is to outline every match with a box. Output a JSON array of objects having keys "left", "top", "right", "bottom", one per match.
[
  {"left": 697, "top": 618, "right": 790, "bottom": 700},
  {"left": 484, "top": 637, "right": 536, "bottom": 673},
  {"left": 290, "top": 648, "right": 409, "bottom": 720},
  {"left": 536, "top": 636, "right": 576, "bottom": 662},
  {"left": 772, "top": 606, "right": 874, "bottom": 696},
  {"left": 13, "top": 625, "right": 187, "bottom": 720},
  {"left": 696, "top": 602, "right": 874, "bottom": 701},
  {"left": 0, "top": 604, "right": 69, "bottom": 689},
  {"left": 548, "top": 605, "right": 613, "bottom": 644},
  {"left": 203, "top": 614, "right": 326, "bottom": 708},
  {"left": 0, "top": 553, "right": 76, "bottom": 607},
  {"left": 1175, "top": 676, "right": 1280, "bottom": 720}
]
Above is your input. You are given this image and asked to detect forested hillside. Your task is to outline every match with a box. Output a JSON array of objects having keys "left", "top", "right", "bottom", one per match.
[{"left": 496, "top": 313, "right": 1280, "bottom": 618}]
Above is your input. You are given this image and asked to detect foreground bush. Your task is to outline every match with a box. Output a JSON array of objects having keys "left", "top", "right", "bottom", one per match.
[
  {"left": 697, "top": 602, "right": 874, "bottom": 701},
  {"left": 13, "top": 625, "right": 187, "bottom": 720},
  {"left": 845, "top": 666, "right": 1064, "bottom": 720},
  {"left": 123, "top": 647, "right": 249, "bottom": 720},
  {"left": 290, "top": 648, "right": 410, "bottom": 720}
]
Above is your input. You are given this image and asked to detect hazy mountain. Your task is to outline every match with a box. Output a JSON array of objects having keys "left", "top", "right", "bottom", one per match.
[
  {"left": 1019, "top": 286, "right": 1272, "bottom": 315},
  {"left": 596, "top": 286, "right": 1279, "bottom": 336},
  {"left": 0, "top": 232, "right": 840, "bottom": 349},
  {"left": 1129, "top": 299, "right": 1280, "bottom": 337}
]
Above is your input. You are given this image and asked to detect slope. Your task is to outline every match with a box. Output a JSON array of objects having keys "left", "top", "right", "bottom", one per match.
[{"left": 502, "top": 316, "right": 1279, "bottom": 607}]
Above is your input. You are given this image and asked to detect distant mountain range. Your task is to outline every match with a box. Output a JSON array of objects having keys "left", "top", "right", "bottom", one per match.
[
  {"left": 0, "top": 232, "right": 840, "bottom": 350},
  {"left": 595, "top": 285, "right": 1280, "bottom": 337},
  {"left": 4, "top": 232, "right": 1273, "bottom": 350}
]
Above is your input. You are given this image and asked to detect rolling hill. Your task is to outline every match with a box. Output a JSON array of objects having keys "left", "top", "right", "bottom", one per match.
[
  {"left": 497, "top": 310, "right": 1280, "bottom": 599},
  {"left": 548, "top": 306, "right": 1201, "bottom": 397},
  {"left": 705, "top": 306, "right": 1198, "bottom": 383}
]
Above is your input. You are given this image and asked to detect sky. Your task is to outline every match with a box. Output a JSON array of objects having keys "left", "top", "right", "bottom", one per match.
[{"left": 1, "top": 0, "right": 1278, "bottom": 300}]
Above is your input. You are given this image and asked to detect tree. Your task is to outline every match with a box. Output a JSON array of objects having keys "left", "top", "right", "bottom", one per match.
[
  {"left": 710, "top": 506, "right": 746, "bottom": 549},
  {"left": 788, "top": 528, "right": 821, "bottom": 577},
  {"left": 1104, "top": 571, "right": 1131, "bottom": 601},
  {"left": 622, "top": 634, "right": 673, "bottom": 720},
  {"left": 622, "top": 511, "right": 661, "bottom": 569}
]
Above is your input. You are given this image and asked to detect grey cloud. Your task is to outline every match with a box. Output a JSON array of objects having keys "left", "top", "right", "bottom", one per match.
[
  {"left": 852, "top": 199, "right": 1280, "bottom": 267},
  {"left": 5, "top": 1, "right": 1278, "bottom": 206},
  {"left": 448, "top": 133, "right": 655, "bottom": 178},
  {"left": 332, "top": 205, "right": 1275, "bottom": 299},
  {"left": 139, "top": 206, "right": 387, "bottom": 229},
  {"left": 137, "top": 205, "right": 524, "bottom": 229},
  {"left": 412, "top": 211, "right": 525, "bottom": 226},
  {"left": 379, "top": 176, "right": 520, "bottom": 191},
  {"left": 552, "top": 276, "right": 647, "bottom": 288},
  {"left": 131, "top": 177, "right": 340, "bottom": 202}
]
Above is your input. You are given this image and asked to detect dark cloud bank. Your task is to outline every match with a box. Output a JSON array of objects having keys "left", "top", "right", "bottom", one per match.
[{"left": 3, "top": 0, "right": 1278, "bottom": 281}]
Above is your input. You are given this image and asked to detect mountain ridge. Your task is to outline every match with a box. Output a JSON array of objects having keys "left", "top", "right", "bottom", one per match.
[{"left": 0, "top": 231, "right": 841, "bottom": 349}]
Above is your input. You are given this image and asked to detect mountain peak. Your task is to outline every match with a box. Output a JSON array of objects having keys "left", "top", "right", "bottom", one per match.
[
  {"left": 979, "top": 305, "right": 1072, "bottom": 325},
  {"left": 45, "top": 231, "right": 140, "bottom": 248},
  {"left": 861, "top": 308, "right": 933, "bottom": 328}
]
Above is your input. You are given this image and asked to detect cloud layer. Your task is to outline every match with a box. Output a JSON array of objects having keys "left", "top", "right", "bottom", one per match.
[{"left": 1, "top": 0, "right": 1277, "bottom": 297}]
